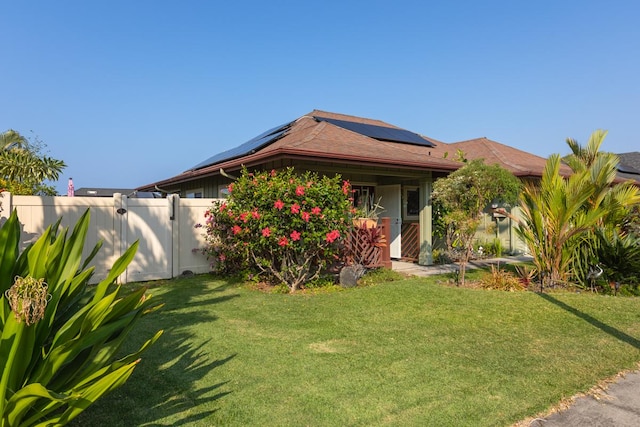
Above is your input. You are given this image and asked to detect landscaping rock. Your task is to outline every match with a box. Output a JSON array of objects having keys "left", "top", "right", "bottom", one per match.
[{"left": 340, "top": 264, "right": 365, "bottom": 288}]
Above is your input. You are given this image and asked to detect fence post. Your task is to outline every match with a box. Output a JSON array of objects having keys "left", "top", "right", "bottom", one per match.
[
  {"left": 113, "top": 193, "right": 128, "bottom": 283},
  {"left": 380, "top": 217, "right": 392, "bottom": 269},
  {"left": 169, "top": 194, "right": 180, "bottom": 278}
]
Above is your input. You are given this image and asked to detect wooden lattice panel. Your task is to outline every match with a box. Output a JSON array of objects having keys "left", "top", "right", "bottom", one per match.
[
  {"left": 401, "top": 222, "right": 420, "bottom": 261},
  {"left": 346, "top": 227, "right": 383, "bottom": 268}
]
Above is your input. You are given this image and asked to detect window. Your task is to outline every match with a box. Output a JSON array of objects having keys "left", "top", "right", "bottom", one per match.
[
  {"left": 404, "top": 187, "right": 420, "bottom": 220},
  {"left": 351, "top": 185, "right": 375, "bottom": 209},
  {"left": 186, "top": 189, "right": 203, "bottom": 198}
]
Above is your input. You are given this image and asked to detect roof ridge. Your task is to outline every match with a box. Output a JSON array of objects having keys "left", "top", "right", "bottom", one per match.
[
  {"left": 309, "top": 109, "right": 399, "bottom": 128},
  {"left": 481, "top": 138, "right": 528, "bottom": 172}
]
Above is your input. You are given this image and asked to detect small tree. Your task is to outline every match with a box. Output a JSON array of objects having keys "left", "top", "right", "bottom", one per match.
[
  {"left": 202, "top": 167, "right": 354, "bottom": 291},
  {"left": 432, "top": 160, "right": 521, "bottom": 285},
  {"left": 0, "top": 129, "right": 66, "bottom": 195}
]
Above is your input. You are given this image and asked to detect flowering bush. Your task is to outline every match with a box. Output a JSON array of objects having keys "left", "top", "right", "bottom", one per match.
[{"left": 201, "top": 167, "right": 354, "bottom": 291}]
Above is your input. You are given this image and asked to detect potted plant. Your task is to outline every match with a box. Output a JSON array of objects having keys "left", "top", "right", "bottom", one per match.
[{"left": 353, "top": 196, "right": 384, "bottom": 228}]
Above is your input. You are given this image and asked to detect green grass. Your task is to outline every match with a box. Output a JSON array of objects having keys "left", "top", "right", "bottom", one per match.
[{"left": 71, "top": 273, "right": 640, "bottom": 427}]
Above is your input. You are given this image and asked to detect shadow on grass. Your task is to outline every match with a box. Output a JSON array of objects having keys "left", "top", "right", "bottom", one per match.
[
  {"left": 538, "top": 293, "right": 640, "bottom": 350},
  {"left": 70, "top": 276, "right": 240, "bottom": 426}
]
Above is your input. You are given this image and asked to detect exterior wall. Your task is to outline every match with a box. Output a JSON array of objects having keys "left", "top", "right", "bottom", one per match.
[
  {"left": 474, "top": 208, "right": 528, "bottom": 255},
  {"left": 0, "top": 192, "right": 217, "bottom": 284}
]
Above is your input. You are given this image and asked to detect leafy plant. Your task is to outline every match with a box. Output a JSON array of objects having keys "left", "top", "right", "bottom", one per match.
[
  {"left": 201, "top": 167, "right": 354, "bottom": 292},
  {"left": 477, "top": 238, "right": 503, "bottom": 257},
  {"left": 346, "top": 225, "right": 386, "bottom": 268},
  {"left": 355, "top": 195, "right": 384, "bottom": 220},
  {"left": 513, "top": 264, "right": 537, "bottom": 288},
  {"left": 595, "top": 227, "right": 640, "bottom": 285},
  {"left": 513, "top": 131, "right": 640, "bottom": 291},
  {"left": 0, "top": 209, "right": 162, "bottom": 426},
  {"left": 479, "top": 264, "right": 525, "bottom": 291}
]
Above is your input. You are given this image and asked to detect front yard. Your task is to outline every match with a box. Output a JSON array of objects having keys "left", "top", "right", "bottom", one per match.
[{"left": 72, "top": 273, "right": 640, "bottom": 426}]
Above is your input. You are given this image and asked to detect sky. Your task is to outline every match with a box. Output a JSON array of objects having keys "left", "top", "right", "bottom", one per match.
[{"left": 2, "top": 0, "right": 639, "bottom": 195}]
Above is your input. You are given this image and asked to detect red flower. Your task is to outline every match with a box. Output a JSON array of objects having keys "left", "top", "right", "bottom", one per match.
[
  {"left": 325, "top": 230, "right": 340, "bottom": 243},
  {"left": 219, "top": 253, "right": 226, "bottom": 261},
  {"left": 228, "top": 183, "right": 235, "bottom": 193},
  {"left": 251, "top": 209, "right": 260, "bottom": 219},
  {"left": 342, "top": 180, "right": 350, "bottom": 195},
  {"left": 239, "top": 212, "right": 248, "bottom": 223},
  {"left": 311, "top": 206, "right": 321, "bottom": 215},
  {"left": 270, "top": 169, "right": 277, "bottom": 177},
  {"left": 262, "top": 227, "right": 271, "bottom": 237},
  {"left": 274, "top": 199, "right": 285, "bottom": 210},
  {"left": 301, "top": 211, "right": 310, "bottom": 222},
  {"left": 278, "top": 236, "right": 289, "bottom": 246},
  {"left": 290, "top": 230, "right": 301, "bottom": 241},
  {"left": 291, "top": 203, "right": 300, "bottom": 214},
  {"left": 219, "top": 203, "right": 227, "bottom": 212},
  {"left": 295, "top": 186, "right": 305, "bottom": 196},
  {"left": 232, "top": 225, "right": 242, "bottom": 235}
]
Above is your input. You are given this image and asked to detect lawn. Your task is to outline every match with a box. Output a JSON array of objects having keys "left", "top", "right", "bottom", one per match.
[{"left": 71, "top": 272, "right": 640, "bottom": 426}]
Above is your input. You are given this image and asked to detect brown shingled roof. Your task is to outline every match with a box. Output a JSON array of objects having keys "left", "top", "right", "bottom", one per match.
[
  {"left": 138, "top": 110, "right": 465, "bottom": 190},
  {"left": 448, "top": 137, "right": 573, "bottom": 178},
  {"left": 137, "top": 111, "right": 572, "bottom": 191}
]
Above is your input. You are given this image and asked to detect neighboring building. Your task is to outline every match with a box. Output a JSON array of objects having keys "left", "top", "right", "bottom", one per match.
[
  {"left": 616, "top": 152, "right": 640, "bottom": 184},
  {"left": 137, "top": 110, "right": 562, "bottom": 265},
  {"left": 74, "top": 187, "right": 160, "bottom": 198}
]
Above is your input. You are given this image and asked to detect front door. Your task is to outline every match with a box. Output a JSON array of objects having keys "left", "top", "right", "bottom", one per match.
[{"left": 376, "top": 184, "right": 402, "bottom": 258}]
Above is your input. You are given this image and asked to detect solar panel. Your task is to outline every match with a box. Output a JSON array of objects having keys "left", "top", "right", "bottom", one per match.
[
  {"left": 314, "top": 116, "right": 435, "bottom": 147},
  {"left": 189, "top": 121, "right": 292, "bottom": 171}
]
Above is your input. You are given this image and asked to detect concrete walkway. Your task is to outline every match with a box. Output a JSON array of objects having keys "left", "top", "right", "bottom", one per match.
[
  {"left": 391, "top": 255, "right": 534, "bottom": 277},
  {"left": 393, "top": 257, "right": 640, "bottom": 427},
  {"left": 527, "top": 370, "right": 640, "bottom": 426}
]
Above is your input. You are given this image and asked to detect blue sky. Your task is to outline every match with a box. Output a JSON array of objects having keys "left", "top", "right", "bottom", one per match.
[{"left": 2, "top": 1, "right": 639, "bottom": 195}]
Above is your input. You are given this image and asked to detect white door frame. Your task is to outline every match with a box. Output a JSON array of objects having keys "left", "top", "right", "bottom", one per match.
[{"left": 376, "top": 184, "right": 402, "bottom": 258}]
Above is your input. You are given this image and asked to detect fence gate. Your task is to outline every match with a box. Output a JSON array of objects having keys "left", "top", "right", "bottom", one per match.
[{"left": 117, "top": 194, "right": 176, "bottom": 283}]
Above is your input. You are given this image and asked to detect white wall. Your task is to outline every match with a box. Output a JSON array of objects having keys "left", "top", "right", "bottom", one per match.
[{"left": 0, "top": 192, "right": 218, "bottom": 284}]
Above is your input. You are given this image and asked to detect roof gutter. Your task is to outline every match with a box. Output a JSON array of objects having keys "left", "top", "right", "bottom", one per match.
[{"left": 137, "top": 147, "right": 462, "bottom": 191}]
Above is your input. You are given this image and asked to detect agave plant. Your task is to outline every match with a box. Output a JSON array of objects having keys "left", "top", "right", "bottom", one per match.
[{"left": 0, "top": 209, "right": 162, "bottom": 426}]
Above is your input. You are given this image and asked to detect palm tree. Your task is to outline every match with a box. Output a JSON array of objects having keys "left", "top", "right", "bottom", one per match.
[
  {"left": 0, "top": 129, "right": 66, "bottom": 195},
  {"left": 0, "top": 129, "right": 28, "bottom": 151},
  {"left": 514, "top": 154, "right": 604, "bottom": 289},
  {"left": 564, "top": 130, "right": 640, "bottom": 286}
]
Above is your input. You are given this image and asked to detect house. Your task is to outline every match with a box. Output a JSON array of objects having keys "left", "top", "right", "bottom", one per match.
[
  {"left": 137, "top": 110, "right": 560, "bottom": 265},
  {"left": 616, "top": 152, "right": 640, "bottom": 184}
]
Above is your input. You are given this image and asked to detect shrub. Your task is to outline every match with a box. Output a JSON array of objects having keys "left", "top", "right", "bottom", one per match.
[
  {"left": 0, "top": 209, "right": 162, "bottom": 426},
  {"left": 201, "top": 167, "right": 354, "bottom": 292},
  {"left": 479, "top": 264, "right": 525, "bottom": 291},
  {"left": 513, "top": 264, "right": 537, "bottom": 288}
]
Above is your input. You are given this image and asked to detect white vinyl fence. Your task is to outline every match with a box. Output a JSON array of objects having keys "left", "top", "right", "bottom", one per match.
[{"left": 0, "top": 192, "right": 219, "bottom": 284}]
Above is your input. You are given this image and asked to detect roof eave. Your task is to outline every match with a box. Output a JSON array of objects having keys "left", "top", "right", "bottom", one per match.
[{"left": 136, "top": 148, "right": 461, "bottom": 191}]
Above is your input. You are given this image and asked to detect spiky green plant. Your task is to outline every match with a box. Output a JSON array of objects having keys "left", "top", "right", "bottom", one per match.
[{"left": 0, "top": 209, "right": 162, "bottom": 426}]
